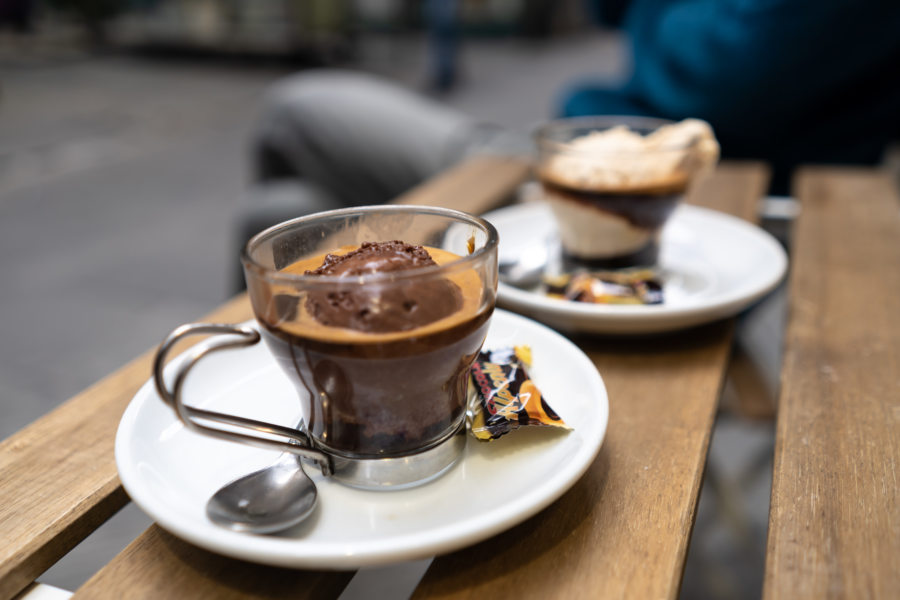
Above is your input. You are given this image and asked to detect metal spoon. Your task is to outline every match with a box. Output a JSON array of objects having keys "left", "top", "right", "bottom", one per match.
[
  {"left": 498, "top": 236, "right": 554, "bottom": 289},
  {"left": 206, "top": 451, "right": 317, "bottom": 534}
]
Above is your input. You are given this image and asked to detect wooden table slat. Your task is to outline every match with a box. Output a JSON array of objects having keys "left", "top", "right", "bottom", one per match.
[
  {"left": 412, "top": 163, "right": 771, "bottom": 600},
  {"left": 395, "top": 156, "right": 530, "bottom": 212},
  {"left": 763, "top": 167, "right": 900, "bottom": 599},
  {"left": 74, "top": 526, "right": 355, "bottom": 600},
  {"left": 0, "top": 295, "right": 253, "bottom": 600}
]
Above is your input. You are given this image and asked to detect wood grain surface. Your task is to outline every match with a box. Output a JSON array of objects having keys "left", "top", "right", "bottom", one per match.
[
  {"left": 685, "top": 161, "right": 769, "bottom": 223},
  {"left": 75, "top": 526, "right": 355, "bottom": 600},
  {"left": 0, "top": 295, "right": 253, "bottom": 600},
  {"left": 412, "top": 321, "right": 734, "bottom": 600},
  {"left": 411, "top": 162, "right": 771, "bottom": 600},
  {"left": 394, "top": 156, "right": 530, "bottom": 212},
  {"left": 763, "top": 168, "right": 900, "bottom": 599}
]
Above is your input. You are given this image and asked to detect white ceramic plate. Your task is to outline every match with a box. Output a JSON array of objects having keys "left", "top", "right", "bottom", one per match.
[
  {"left": 115, "top": 309, "right": 608, "bottom": 569},
  {"left": 485, "top": 202, "right": 787, "bottom": 334}
]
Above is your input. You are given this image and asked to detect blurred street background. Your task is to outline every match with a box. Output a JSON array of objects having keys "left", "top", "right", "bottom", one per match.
[{"left": 0, "top": 0, "right": 862, "bottom": 598}]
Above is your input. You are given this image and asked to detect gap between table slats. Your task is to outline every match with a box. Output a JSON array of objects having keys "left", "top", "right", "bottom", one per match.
[{"left": 763, "top": 167, "right": 900, "bottom": 599}]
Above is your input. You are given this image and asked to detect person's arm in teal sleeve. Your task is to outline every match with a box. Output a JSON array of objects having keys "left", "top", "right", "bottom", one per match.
[{"left": 624, "top": 0, "right": 900, "bottom": 133}]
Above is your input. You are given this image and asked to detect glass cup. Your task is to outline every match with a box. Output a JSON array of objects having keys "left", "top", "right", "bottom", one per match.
[
  {"left": 153, "top": 205, "right": 498, "bottom": 489},
  {"left": 535, "top": 116, "right": 717, "bottom": 270}
]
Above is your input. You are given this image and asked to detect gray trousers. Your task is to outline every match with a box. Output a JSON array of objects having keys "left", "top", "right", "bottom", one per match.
[
  {"left": 231, "top": 69, "right": 528, "bottom": 289},
  {"left": 238, "top": 70, "right": 527, "bottom": 237}
]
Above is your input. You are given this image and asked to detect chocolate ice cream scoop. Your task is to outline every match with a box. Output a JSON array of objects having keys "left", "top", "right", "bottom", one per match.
[{"left": 305, "top": 241, "right": 464, "bottom": 333}]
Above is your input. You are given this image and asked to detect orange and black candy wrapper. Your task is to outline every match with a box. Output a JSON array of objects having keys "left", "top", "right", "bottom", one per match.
[{"left": 468, "top": 345, "right": 570, "bottom": 441}]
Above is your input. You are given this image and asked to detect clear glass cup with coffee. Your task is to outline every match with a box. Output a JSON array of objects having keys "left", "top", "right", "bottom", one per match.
[
  {"left": 153, "top": 206, "right": 498, "bottom": 489},
  {"left": 535, "top": 116, "right": 719, "bottom": 270}
]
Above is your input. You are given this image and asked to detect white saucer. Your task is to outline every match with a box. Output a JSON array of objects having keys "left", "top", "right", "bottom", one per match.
[
  {"left": 115, "top": 309, "right": 608, "bottom": 569},
  {"left": 485, "top": 203, "right": 787, "bottom": 334}
]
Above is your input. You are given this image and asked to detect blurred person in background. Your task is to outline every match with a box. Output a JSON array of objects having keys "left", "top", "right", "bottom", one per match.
[
  {"left": 237, "top": 0, "right": 900, "bottom": 256},
  {"left": 565, "top": 0, "right": 900, "bottom": 193}
]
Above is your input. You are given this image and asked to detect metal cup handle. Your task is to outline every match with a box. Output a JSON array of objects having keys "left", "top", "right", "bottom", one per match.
[{"left": 152, "top": 323, "right": 333, "bottom": 476}]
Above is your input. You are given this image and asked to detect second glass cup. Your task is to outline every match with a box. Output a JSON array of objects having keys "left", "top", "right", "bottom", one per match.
[{"left": 535, "top": 116, "right": 719, "bottom": 270}]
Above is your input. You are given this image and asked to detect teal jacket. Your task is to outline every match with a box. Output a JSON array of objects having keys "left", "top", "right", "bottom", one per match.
[{"left": 562, "top": 0, "right": 900, "bottom": 191}]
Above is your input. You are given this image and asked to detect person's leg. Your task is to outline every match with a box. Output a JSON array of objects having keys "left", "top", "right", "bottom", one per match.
[
  {"left": 252, "top": 69, "right": 479, "bottom": 207},
  {"left": 235, "top": 69, "right": 521, "bottom": 291},
  {"left": 425, "top": 0, "right": 460, "bottom": 91}
]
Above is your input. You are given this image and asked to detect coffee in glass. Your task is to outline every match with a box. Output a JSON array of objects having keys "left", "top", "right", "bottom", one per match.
[
  {"left": 535, "top": 116, "right": 719, "bottom": 270},
  {"left": 154, "top": 206, "right": 498, "bottom": 489}
]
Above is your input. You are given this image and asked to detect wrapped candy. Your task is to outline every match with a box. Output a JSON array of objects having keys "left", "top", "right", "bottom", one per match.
[{"left": 468, "top": 345, "right": 570, "bottom": 441}]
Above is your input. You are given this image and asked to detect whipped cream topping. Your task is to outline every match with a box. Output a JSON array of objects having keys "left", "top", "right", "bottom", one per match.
[{"left": 541, "top": 119, "right": 720, "bottom": 193}]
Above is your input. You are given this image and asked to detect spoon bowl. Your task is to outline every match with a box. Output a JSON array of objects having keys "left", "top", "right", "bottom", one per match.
[{"left": 206, "top": 452, "right": 317, "bottom": 534}]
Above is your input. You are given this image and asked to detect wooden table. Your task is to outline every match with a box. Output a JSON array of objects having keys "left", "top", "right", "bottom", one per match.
[{"left": 1, "top": 158, "right": 898, "bottom": 600}]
